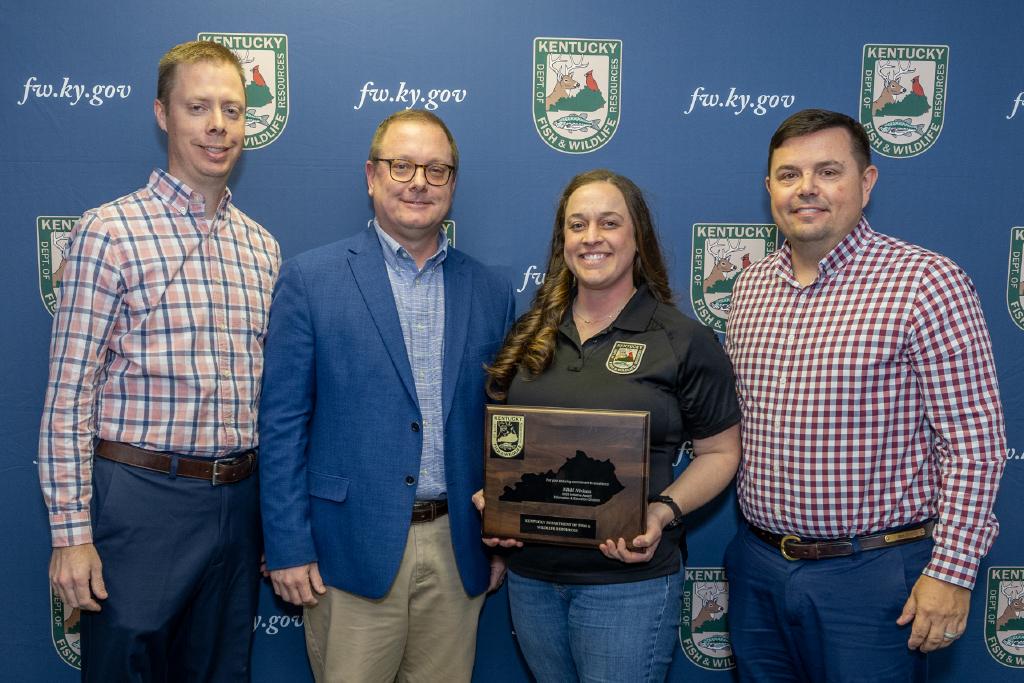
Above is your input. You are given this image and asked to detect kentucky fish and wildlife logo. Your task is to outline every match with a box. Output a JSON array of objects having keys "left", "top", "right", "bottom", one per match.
[
  {"left": 533, "top": 37, "right": 621, "bottom": 153},
  {"left": 51, "top": 586, "right": 82, "bottom": 669},
  {"left": 860, "top": 44, "right": 948, "bottom": 158},
  {"left": 1008, "top": 227, "right": 1024, "bottom": 332},
  {"left": 986, "top": 567, "right": 1024, "bottom": 667},
  {"left": 37, "top": 216, "right": 76, "bottom": 315},
  {"left": 491, "top": 414, "right": 525, "bottom": 459},
  {"left": 606, "top": 341, "right": 645, "bottom": 375},
  {"left": 198, "top": 32, "right": 289, "bottom": 149},
  {"left": 690, "top": 224, "right": 779, "bottom": 333},
  {"left": 680, "top": 568, "right": 734, "bottom": 670}
]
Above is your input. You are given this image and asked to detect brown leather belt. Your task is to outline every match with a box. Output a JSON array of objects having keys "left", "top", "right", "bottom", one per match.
[
  {"left": 95, "top": 440, "right": 257, "bottom": 486},
  {"left": 750, "top": 520, "right": 934, "bottom": 561},
  {"left": 411, "top": 499, "right": 448, "bottom": 524}
]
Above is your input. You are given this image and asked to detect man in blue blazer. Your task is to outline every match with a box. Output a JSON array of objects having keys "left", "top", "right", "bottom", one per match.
[{"left": 259, "top": 110, "right": 515, "bottom": 681}]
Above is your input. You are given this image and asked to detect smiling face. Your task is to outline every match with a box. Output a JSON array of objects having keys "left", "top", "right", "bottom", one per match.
[
  {"left": 154, "top": 59, "right": 245, "bottom": 207},
  {"left": 562, "top": 181, "right": 637, "bottom": 297},
  {"left": 766, "top": 126, "right": 878, "bottom": 260},
  {"left": 365, "top": 119, "right": 456, "bottom": 253}
]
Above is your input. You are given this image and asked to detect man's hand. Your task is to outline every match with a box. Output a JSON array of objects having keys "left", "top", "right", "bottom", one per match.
[
  {"left": 897, "top": 574, "right": 970, "bottom": 652},
  {"left": 487, "top": 554, "right": 507, "bottom": 593},
  {"left": 472, "top": 489, "right": 523, "bottom": 549},
  {"left": 50, "top": 544, "right": 107, "bottom": 611},
  {"left": 270, "top": 562, "right": 327, "bottom": 607}
]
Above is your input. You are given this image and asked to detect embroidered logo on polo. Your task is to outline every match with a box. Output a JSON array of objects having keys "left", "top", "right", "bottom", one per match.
[
  {"left": 50, "top": 587, "right": 82, "bottom": 669},
  {"left": 606, "top": 341, "right": 645, "bottom": 374},
  {"left": 986, "top": 567, "right": 1024, "bottom": 667},
  {"left": 491, "top": 414, "right": 525, "bottom": 459},
  {"left": 690, "top": 224, "right": 779, "bottom": 333},
  {"left": 533, "top": 37, "right": 621, "bottom": 153},
  {"left": 37, "top": 216, "right": 76, "bottom": 316},
  {"left": 197, "top": 32, "right": 289, "bottom": 149},
  {"left": 679, "top": 567, "right": 735, "bottom": 670},
  {"left": 860, "top": 44, "right": 948, "bottom": 158},
  {"left": 1008, "top": 227, "right": 1024, "bottom": 332}
]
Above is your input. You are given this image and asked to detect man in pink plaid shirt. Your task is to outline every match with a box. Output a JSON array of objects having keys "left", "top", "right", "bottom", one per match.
[
  {"left": 39, "top": 41, "right": 279, "bottom": 681},
  {"left": 724, "top": 109, "right": 1006, "bottom": 682}
]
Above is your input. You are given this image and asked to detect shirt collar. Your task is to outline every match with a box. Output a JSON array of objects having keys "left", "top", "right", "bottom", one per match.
[
  {"left": 774, "top": 216, "right": 874, "bottom": 286},
  {"left": 372, "top": 219, "right": 449, "bottom": 271},
  {"left": 148, "top": 168, "right": 232, "bottom": 219},
  {"left": 558, "top": 283, "right": 657, "bottom": 338}
]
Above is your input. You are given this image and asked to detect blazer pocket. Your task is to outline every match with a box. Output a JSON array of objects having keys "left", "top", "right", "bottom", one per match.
[{"left": 308, "top": 470, "right": 350, "bottom": 502}]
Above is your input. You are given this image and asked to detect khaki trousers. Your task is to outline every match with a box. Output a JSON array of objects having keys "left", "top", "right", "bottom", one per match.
[{"left": 304, "top": 514, "right": 484, "bottom": 683}]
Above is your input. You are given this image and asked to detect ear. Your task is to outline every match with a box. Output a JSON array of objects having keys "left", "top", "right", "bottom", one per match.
[
  {"left": 861, "top": 165, "right": 879, "bottom": 208},
  {"left": 764, "top": 175, "right": 771, "bottom": 194},
  {"left": 154, "top": 98, "right": 168, "bottom": 133},
  {"left": 365, "top": 159, "right": 376, "bottom": 197}
]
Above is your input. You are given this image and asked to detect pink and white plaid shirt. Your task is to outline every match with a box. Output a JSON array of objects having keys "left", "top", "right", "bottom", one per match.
[
  {"left": 39, "top": 170, "right": 280, "bottom": 547},
  {"left": 725, "top": 218, "right": 1006, "bottom": 588}
]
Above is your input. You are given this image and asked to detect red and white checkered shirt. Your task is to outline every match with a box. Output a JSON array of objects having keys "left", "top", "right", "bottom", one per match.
[
  {"left": 725, "top": 218, "right": 1006, "bottom": 589},
  {"left": 39, "top": 170, "right": 280, "bottom": 547}
]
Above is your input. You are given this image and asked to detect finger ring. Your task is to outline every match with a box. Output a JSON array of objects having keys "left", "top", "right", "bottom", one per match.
[{"left": 942, "top": 631, "right": 959, "bottom": 640}]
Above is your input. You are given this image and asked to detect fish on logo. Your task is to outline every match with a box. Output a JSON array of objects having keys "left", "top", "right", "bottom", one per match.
[
  {"left": 877, "top": 117, "right": 926, "bottom": 137},
  {"left": 553, "top": 113, "right": 602, "bottom": 132}
]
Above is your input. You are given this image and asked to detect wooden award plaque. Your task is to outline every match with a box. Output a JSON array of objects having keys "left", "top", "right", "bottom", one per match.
[{"left": 483, "top": 405, "right": 650, "bottom": 548}]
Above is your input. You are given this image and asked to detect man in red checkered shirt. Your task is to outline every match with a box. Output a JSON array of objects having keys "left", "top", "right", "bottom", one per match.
[{"left": 724, "top": 109, "right": 1006, "bottom": 682}]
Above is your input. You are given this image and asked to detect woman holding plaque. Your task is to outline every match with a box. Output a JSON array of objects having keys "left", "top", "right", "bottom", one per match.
[{"left": 478, "top": 169, "right": 741, "bottom": 682}]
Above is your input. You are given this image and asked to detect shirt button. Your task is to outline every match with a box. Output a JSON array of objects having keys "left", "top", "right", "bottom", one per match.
[
  {"left": 774, "top": 419, "right": 782, "bottom": 430},
  {"left": 778, "top": 378, "right": 787, "bottom": 388},
  {"left": 221, "top": 370, "right": 231, "bottom": 379},
  {"left": 411, "top": 422, "right": 420, "bottom": 432},
  {"left": 405, "top": 475, "right": 416, "bottom": 485}
]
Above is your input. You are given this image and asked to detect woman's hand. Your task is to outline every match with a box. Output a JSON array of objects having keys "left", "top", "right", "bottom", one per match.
[
  {"left": 472, "top": 489, "right": 524, "bottom": 548},
  {"left": 598, "top": 503, "right": 671, "bottom": 563}
]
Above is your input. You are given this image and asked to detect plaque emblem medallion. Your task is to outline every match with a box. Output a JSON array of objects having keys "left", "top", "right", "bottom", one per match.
[{"left": 491, "top": 414, "right": 525, "bottom": 459}]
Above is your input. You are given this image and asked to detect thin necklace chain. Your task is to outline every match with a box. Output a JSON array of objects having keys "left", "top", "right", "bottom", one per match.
[{"left": 572, "top": 289, "right": 635, "bottom": 325}]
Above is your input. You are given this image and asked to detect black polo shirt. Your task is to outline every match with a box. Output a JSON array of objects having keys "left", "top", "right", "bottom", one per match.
[{"left": 506, "top": 284, "right": 740, "bottom": 584}]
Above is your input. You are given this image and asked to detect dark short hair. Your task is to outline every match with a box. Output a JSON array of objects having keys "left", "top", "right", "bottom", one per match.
[
  {"left": 368, "top": 109, "right": 459, "bottom": 174},
  {"left": 768, "top": 109, "right": 872, "bottom": 171},
  {"left": 157, "top": 40, "right": 245, "bottom": 107}
]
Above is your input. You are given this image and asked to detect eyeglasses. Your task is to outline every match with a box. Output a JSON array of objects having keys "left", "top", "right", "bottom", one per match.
[{"left": 373, "top": 158, "right": 455, "bottom": 186}]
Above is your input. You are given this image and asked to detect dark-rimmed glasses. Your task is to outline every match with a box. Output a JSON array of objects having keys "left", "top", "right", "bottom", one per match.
[{"left": 373, "top": 158, "right": 455, "bottom": 186}]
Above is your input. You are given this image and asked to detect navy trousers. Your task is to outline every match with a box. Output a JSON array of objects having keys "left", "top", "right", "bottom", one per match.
[
  {"left": 80, "top": 456, "right": 261, "bottom": 682},
  {"left": 724, "top": 524, "right": 929, "bottom": 683}
]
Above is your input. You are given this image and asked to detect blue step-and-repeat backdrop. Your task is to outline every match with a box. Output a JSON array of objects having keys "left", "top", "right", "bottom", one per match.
[{"left": 2, "top": 1, "right": 1022, "bottom": 680}]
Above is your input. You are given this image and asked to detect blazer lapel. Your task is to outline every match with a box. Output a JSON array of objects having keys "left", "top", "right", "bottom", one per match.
[
  {"left": 348, "top": 228, "right": 417, "bottom": 405},
  {"left": 442, "top": 251, "right": 472, "bottom": 424}
]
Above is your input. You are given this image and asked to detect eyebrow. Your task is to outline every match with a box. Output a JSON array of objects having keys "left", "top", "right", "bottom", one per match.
[
  {"left": 567, "top": 210, "right": 624, "bottom": 219},
  {"left": 773, "top": 160, "right": 846, "bottom": 173}
]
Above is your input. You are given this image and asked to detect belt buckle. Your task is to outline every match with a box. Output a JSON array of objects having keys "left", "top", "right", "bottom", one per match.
[
  {"left": 779, "top": 534, "right": 801, "bottom": 561},
  {"left": 211, "top": 459, "right": 227, "bottom": 486}
]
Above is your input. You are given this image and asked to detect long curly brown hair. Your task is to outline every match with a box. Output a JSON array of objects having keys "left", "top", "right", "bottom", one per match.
[{"left": 485, "top": 169, "right": 673, "bottom": 400}]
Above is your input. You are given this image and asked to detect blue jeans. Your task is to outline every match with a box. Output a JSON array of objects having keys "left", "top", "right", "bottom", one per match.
[
  {"left": 507, "top": 565, "right": 684, "bottom": 683},
  {"left": 725, "top": 524, "right": 929, "bottom": 682}
]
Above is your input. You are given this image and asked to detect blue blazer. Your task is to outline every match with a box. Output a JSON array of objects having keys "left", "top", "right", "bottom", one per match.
[{"left": 259, "top": 226, "right": 515, "bottom": 599}]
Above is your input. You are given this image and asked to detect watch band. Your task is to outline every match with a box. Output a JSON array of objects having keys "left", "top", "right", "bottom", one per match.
[{"left": 648, "top": 494, "right": 685, "bottom": 530}]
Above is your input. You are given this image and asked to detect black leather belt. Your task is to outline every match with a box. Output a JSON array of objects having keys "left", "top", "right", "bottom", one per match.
[
  {"left": 411, "top": 499, "right": 448, "bottom": 524},
  {"left": 95, "top": 439, "right": 257, "bottom": 486},
  {"left": 749, "top": 520, "right": 934, "bottom": 561}
]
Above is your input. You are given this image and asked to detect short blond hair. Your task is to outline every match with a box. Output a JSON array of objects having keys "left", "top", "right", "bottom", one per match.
[{"left": 157, "top": 40, "right": 245, "bottom": 106}]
